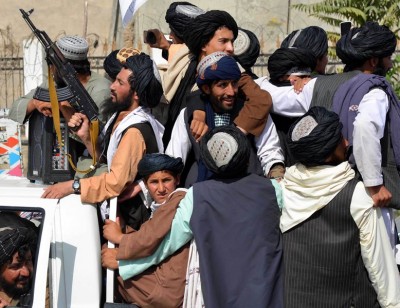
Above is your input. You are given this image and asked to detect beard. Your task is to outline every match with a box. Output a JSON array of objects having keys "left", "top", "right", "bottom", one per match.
[
  {"left": 100, "top": 93, "right": 133, "bottom": 120},
  {"left": 0, "top": 273, "right": 31, "bottom": 297}
]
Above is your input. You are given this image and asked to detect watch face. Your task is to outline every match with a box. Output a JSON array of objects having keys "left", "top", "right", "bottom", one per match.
[{"left": 73, "top": 180, "right": 80, "bottom": 191}]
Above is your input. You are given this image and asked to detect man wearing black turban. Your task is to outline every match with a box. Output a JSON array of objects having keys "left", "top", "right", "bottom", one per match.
[
  {"left": 234, "top": 28, "right": 261, "bottom": 79},
  {"left": 115, "top": 125, "right": 283, "bottom": 307},
  {"left": 258, "top": 21, "right": 400, "bottom": 210},
  {"left": 0, "top": 212, "right": 38, "bottom": 307},
  {"left": 281, "top": 106, "right": 400, "bottom": 307},
  {"left": 43, "top": 53, "right": 165, "bottom": 232},
  {"left": 281, "top": 26, "right": 328, "bottom": 75},
  {"left": 101, "top": 153, "right": 189, "bottom": 307}
]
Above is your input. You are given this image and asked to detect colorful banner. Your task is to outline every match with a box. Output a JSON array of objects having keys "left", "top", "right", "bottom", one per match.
[{"left": 0, "top": 119, "right": 22, "bottom": 176}]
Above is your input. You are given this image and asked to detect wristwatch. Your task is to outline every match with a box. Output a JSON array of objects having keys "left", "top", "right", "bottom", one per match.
[{"left": 72, "top": 179, "right": 81, "bottom": 194}]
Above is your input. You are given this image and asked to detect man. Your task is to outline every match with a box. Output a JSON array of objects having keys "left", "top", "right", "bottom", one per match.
[
  {"left": 101, "top": 153, "right": 189, "bottom": 307},
  {"left": 257, "top": 21, "right": 398, "bottom": 209},
  {"left": 9, "top": 35, "right": 111, "bottom": 124},
  {"left": 42, "top": 53, "right": 165, "bottom": 231},
  {"left": 166, "top": 52, "right": 284, "bottom": 186},
  {"left": 280, "top": 106, "right": 400, "bottom": 307},
  {"left": 183, "top": 10, "right": 272, "bottom": 141},
  {"left": 115, "top": 126, "right": 284, "bottom": 307},
  {"left": 0, "top": 212, "right": 38, "bottom": 307},
  {"left": 280, "top": 25, "right": 329, "bottom": 75}
]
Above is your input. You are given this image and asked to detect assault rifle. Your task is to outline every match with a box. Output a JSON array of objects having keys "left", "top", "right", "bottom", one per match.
[{"left": 20, "top": 8, "right": 99, "bottom": 121}]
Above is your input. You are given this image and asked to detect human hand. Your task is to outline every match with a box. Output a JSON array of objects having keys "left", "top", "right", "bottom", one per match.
[
  {"left": 191, "top": 110, "right": 208, "bottom": 142},
  {"left": 267, "top": 163, "right": 285, "bottom": 182},
  {"left": 68, "top": 113, "right": 90, "bottom": 142},
  {"left": 103, "top": 218, "right": 123, "bottom": 244},
  {"left": 101, "top": 247, "right": 119, "bottom": 270},
  {"left": 367, "top": 184, "right": 392, "bottom": 207},
  {"left": 0, "top": 296, "right": 10, "bottom": 308},
  {"left": 41, "top": 181, "right": 73, "bottom": 199},
  {"left": 33, "top": 99, "right": 52, "bottom": 117},
  {"left": 290, "top": 76, "right": 312, "bottom": 94}
]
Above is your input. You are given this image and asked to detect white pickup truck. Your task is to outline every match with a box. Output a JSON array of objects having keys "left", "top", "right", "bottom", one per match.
[{"left": 0, "top": 175, "right": 135, "bottom": 308}]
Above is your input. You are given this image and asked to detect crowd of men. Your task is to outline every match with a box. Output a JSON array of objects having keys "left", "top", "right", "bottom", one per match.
[{"left": 2, "top": 1, "right": 400, "bottom": 307}]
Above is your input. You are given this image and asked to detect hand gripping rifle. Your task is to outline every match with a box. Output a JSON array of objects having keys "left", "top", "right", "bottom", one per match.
[{"left": 20, "top": 8, "right": 100, "bottom": 174}]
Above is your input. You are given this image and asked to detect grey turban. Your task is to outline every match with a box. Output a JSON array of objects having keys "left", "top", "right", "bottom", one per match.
[
  {"left": 200, "top": 126, "right": 250, "bottom": 178},
  {"left": 138, "top": 153, "right": 184, "bottom": 178},
  {"left": 234, "top": 28, "right": 261, "bottom": 70},
  {"left": 56, "top": 35, "right": 89, "bottom": 61},
  {"left": 165, "top": 2, "right": 205, "bottom": 42},
  {"left": 287, "top": 106, "right": 343, "bottom": 167},
  {"left": 336, "top": 21, "right": 396, "bottom": 69},
  {"left": 124, "top": 53, "right": 163, "bottom": 108}
]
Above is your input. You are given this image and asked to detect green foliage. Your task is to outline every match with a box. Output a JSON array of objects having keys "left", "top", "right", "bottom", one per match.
[{"left": 386, "top": 54, "right": 400, "bottom": 96}]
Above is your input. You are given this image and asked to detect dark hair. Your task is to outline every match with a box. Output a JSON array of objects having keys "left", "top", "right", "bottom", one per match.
[{"left": 69, "top": 58, "right": 91, "bottom": 75}]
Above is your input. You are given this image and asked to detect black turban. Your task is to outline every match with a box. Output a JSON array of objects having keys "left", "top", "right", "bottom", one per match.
[
  {"left": 336, "top": 21, "right": 396, "bottom": 69},
  {"left": 0, "top": 212, "right": 38, "bottom": 265},
  {"left": 165, "top": 2, "right": 205, "bottom": 42},
  {"left": 200, "top": 126, "right": 250, "bottom": 178},
  {"left": 103, "top": 50, "right": 122, "bottom": 80},
  {"left": 138, "top": 153, "right": 184, "bottom": 178},
  {"left": 184, "top": 10, "right": 238, "bottom": 58},
  {"left": 234, "top": 28, "right": 260, "bottom": 70},
  {"left": 268, "top": 47, "right": 317, "bottom": 85},
  {"left": 124, "top": 53, "right": 163, "bottom": 108},
  {"left": 287, "top": 106, "right": 343, "bottom": 167},
  {"left": 281, "top": 26, "right": 328, "bottom": 60}
]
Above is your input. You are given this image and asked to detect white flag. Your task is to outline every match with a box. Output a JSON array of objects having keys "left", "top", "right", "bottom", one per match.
[{"left": 119, "top": 0, "right": 148, "bottom": 27}]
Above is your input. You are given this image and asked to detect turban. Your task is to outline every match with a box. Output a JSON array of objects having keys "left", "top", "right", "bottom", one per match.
[
  {"left": 287, "top": 106, "right": 343, "bottom": 167},
  {"left": 184, "top": 10, "right": 238, "bottom": 58},
  {"left": 268, "top": 47, "right": 316, "bottom": 85},
  {"left": 196, "top": 52, "right": 241, "bottom": 88},
  {"left": 138, "top": 153, "right": 184, "bottom": 178},
  {"left": 56, "top": 35, "right": 88, "bottom": 61},
  {"left": 200, "top": 126, "right": 250, "bottom": 178},
  {"left": 103, "top": 50, "right": 122, "bottom": 80},
  {"left": 0, "top": 213, "right": 37, "bottom": 266},
  {"left": 336, "top": 21, "right": 396, "bottom": 68},
  {"left": 234, "top": 28, "right": 260, "bottom": 70},
  {"left": 281, "top": 26, "right": 328, "bottom": 60},
  {"left": 165, "top": 2, "right": 205, "bottom": 42},
  {"left": 124, "top": 53, "right": 163, "bottom": 108}
]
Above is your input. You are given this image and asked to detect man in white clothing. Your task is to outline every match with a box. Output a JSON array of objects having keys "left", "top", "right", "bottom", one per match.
[
  {"left": 257, "top": 21, "right": 399, "bottom": 210},
  {"left": 166, "top": 51, "right": 284, "bottom": 187},
  {"left": 280, "top": 106, "right": 400, "bottom": 308}
]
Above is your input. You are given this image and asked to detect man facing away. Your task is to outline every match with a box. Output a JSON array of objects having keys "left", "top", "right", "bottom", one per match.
[
  {"left": 42, "top": 53, "right": 165, "bottom": 231},
  {"left": 114, "top": 126, "right": 284, "bottom": 308},
  {"left": 280, "top": 106, "right": 400, "bottom": 307}
]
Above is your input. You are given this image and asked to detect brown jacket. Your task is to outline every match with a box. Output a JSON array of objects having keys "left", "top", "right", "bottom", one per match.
[{"left": 117, "top": 190, "right": 189, "bottom": 308}]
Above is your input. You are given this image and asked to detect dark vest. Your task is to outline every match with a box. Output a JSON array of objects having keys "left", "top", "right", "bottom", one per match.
[
  {"left": 182, "top": 94, "right": 264, "bottom": 188},
  {"left": 190, "top": 174, "right": 283, "bottom": 308},
  {"left": 283, "top": 178, "right": 379, "bottom": 308},
  {"left": 311, "top": 72, "right": 400, "bottom": 209},
  {"left": 118, "top": 122, "right": 159, "bottom": 231}
]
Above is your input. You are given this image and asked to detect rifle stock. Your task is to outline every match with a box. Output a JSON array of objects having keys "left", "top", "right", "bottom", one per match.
[{"left": 20, "top": 8, "right": 99, "bottom": 122}]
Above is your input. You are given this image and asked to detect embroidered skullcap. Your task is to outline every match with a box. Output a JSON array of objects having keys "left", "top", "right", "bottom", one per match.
[
  {"left": 234, "top": 28, "right": 260, "bottom": 69},
  {"left": 103, "top": 50, "right": 122, "bottom": 80},
  {"left": 117, "top": 47, "right": 141, "bottom": 63},
  {"left": 165, "top": 2, "right": 205, "bottom": 42},
  {"left": 268, "top": 47, "right": 316, "bottom": 85},
  {"left": 281, "top": 26, "right": 328, "bottom": 60},
  {"left": 196, "top": 52, "right": 241, "bottom": 88},
  {"left": 287, "top": 106, "right": 343, "bottom": 167},
  {"left": 200, "top": 126, "right": 250, "bottom": 178},
  {"left": 124, "top": 53, "right": 163, "bottom": 108},
  {"left": 0, "top": 212, "right": 37, "bottom": 265},
  {"left": 336, "top": 21, "right": 396, "bottom": 68},
  {"left": 138, "top": 153, "right": 184, "bottom": 178},
  {"left": 184, "top": 10, "right": 238, "bottom": 58},
  {"left": 56, "top": 35, "right": 89, "bottom": 61}
]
